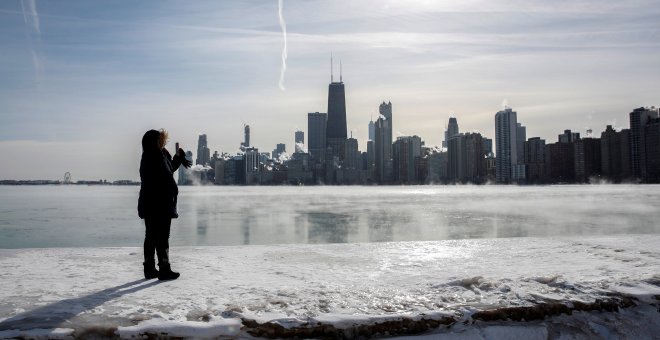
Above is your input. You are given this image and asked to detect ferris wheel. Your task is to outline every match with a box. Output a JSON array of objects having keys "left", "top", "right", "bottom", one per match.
[{"left": 64, "top": 172, "right": 72, "bottom": 184}]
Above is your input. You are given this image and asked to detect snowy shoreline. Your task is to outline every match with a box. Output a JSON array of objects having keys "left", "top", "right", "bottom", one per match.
[{"left": 1, "top": 235, "right": 660, "bottom": 338}]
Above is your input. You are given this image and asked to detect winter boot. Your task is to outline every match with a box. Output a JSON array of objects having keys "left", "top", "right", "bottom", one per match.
[
  {"left": 143, "top": 261, "right": 159, "bottom": 279},
  {"left": 158, "top": 263, "right": 180, "bottom": 281}
]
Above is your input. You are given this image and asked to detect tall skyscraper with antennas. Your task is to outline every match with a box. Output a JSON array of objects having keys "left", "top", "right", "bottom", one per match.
[{"left": 326, "top": 56, "right": 347, "bottom": 162}]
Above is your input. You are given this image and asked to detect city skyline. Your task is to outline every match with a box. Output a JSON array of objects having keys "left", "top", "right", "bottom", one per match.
[{"left": 1, "top": 1, "right": 660, "bottom": 180}]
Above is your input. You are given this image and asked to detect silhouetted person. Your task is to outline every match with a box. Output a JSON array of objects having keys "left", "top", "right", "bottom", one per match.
[{"left": 138, "top": 129, "right": 191, "bottom": 280}]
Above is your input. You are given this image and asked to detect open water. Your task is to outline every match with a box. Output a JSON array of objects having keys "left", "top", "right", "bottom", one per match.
[{"left": 0, "top": 185, "right": 659, "bottom": 248}]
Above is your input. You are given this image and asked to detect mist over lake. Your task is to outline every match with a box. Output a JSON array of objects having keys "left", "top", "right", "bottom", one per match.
[{"left": 1, "top": 185, "right": 658, "bottom": 249}]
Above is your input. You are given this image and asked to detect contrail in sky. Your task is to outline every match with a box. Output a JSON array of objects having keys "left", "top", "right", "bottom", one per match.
[
  {"left": 278, "top": 0, "right": 287, "bottom": 91},
  {"left": 21, "top": 0, "right": 40, "bottom": 34},
  {"left": 20, "top": 0, "right": 42, "bottom": 75}
]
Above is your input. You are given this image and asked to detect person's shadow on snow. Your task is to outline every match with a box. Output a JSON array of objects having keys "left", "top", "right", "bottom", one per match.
[{"left": 0, "top": 279, "right": 163, "bottom": 332}]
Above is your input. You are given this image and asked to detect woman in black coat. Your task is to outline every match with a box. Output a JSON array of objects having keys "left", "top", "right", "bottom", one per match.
[{"left": 138, "top": 129, "right": 191, "bottom": 280}]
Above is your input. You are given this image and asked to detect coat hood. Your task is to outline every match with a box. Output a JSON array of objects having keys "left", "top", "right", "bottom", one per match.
[{"left": 142, "top": 130, "right": 161, "bottom": 153}]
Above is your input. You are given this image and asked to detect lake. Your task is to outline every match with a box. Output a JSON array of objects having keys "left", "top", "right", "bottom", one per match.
[{"left": 0, "top": 185, "right": 658, "bottom": 248}]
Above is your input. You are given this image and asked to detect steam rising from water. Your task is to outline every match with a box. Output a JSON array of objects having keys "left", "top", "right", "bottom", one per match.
[{"left": 278, "top": 0, "right": 287, "bottom": 91}]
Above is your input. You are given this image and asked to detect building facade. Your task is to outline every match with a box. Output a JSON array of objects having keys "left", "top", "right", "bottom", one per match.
[
  {"left": 495, "top": 107, "right": 519, "bottom": 183},
  {"left": 392, "top": 135, "right": 422, "bottom": 184},
  {"left": 630, "top": 107, "right": 659, "bottom": 181},
  {"left": 374, "top": 102, "right": 393, "bottom": 183},
  {"left": 600, "top": 125, "right": 631, "bottom": 182},
  {"left": 196, "top": 134, "right": 210, "bottom": 166},
  {"left": 307, "top": 112, "right": 327, "bottom": 166},
  {"left": 326, "top": 81, "right": 348, "bottom": 162}
]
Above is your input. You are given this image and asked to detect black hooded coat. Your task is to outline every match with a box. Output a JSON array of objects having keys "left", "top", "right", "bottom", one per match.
[{"left": 138, "top": 130, "right": 183, "bottom": 219}]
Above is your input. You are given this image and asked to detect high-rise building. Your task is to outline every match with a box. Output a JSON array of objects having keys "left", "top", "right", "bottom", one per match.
[
  {"left": 243, "top": 124, "right": 250, "bottom": 148},
  {"left": 272, "top": 143, "right": 286, "bottom": 160},
  {"left": 374, "top": 102, "right": 393, "bottom": 183},
  {"left": 326, "top": 70, "right": 348, "bottom": 161},
  {"left": 482, "top": 138, "right": 493, "bottom": 156},
  {"left": 600, "top": 125, "right": 631, "bottom": 182},
  {"left": 244, "top": 147, "right": 260, "bottom": 184},
  {"left": 393, "top": 135, "right": 422, "bottom": 183},
  {"left": 178, "top": 150, "right": 193, "bottom": 185},
  {"left": 443, "top": 117, "right": 459, "bottom": 148},
  {"left": 214, "top": 159, "right": 225, "bottom": 185},
  {"left": 524, "top": 137, "right": 545, "bottom": 183},
  {"left": 294, "top": 130, "right": 304, "bottom": 153},
  {"left": 516, "top": 123, "right": 526, "bottom": 163},
  {"left": 428, "top": 151, "right": 448, "bottom": 183},
  {"left": 368, "top": 120, "right": 375, "bottom": 141},
  {"left": 308, "top": 112, "right": 327, "bottom": 165},
  {"left": 545, "top": 142, "right": 574, "bottom": 183},
  {"left": 495, "top": 107, "right": 519, "bottom": 183},
  {"left": 447, "top": 134, "right": 464, "bottom": 182},
  {"left": 295, "top": 130, "right": 304, "bottom": 144},
  {"left": 366, "top": 140, "right": 375, "bottom": 180},
  {"left": 558, "top": 129, "right": 580, "bottom": 144},
  {"left": 447, "top": 133, "right": 486, "bottom": 183},
  {"left": 644, "top": 118, "right": 660, "bottom": 183},
  {"left": 196, "top": 134, "right": 210, "bottom": 166},
  {"left": 380, "top": 101, "right": 392, "bottom": 120},
  {"left": 630, "top": 107, "right": 659, "bottom": 180},
  {"left": 574, "top": 137, "right": 601, "bottom": 182},
  {"left": 345, "top": 137, "right": 360, "bottom": 170}
]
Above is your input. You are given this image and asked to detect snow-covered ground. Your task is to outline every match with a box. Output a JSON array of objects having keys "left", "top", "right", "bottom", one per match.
[{"left": 1, "top": 235, "right": 659, "bottom": 339}]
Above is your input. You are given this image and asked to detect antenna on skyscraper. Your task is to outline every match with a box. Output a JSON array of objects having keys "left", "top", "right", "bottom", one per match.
[{"left": 330, "top": 52, "right": 334, "bottom": 82}]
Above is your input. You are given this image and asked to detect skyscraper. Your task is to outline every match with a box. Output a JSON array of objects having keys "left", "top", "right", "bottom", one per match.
[
  {"left": 447, "top": 133, "right": 486, "bottom": 183},
  {"left": 644, "top": 118, "right": 660, "bottom": 182},
  {"left": 307, "top": 112, "right": 327, "bottom": 165},
  {"left": 366, "top": 139, "right": 375, "bottom": 179},
  {"left": 516, "top": 122, "right": 526, "bottom": 163},
  {"left": 345, "top": 137, "right": 359, "bottom": 170},
  {"left": 326, "top": 66, "right": 347, "bottom": 161},
  {"left": 380, "top": 101, "right": 392, "bottom": 120},
  {"left": 600, "top": 125, "right": 631, "bottom": 182},
  {"left": 443, "top": 117, "right": 459, "bottom": 148},
  {"left": 178, "top": 150, "right": 193, "bottom": 185},
  {"left": 240, "top": 124, "right": 250, "bottom": 151},
  {"left": 196, "top": 134, "right": 210, "bottom": 166},
  {"left": 495, "top": 107, "right": 518, "bottom": 183},
  {"left": 574, "top": 137, "right": 601, "bottom": 183},
  {"left": 393, "top": 135, "right": 422, "bottom": 183},
  {"left": 482, "top": 138, "right": 493, "bottom": 156},
  {"left": 629, "top": 107, "right": 659, "bottom": 180},
  {"left": 375, "top": 102, "right": 393, "bottom": 183},
  {"left": 558, "top": 129, "right": 580, "bottom": 143},
  {"left": 272, "top": 143, "right": 286, "bottom": 160},
  {"left": 244, "top": 147, "right": 260, "bottom": 185},
  {"left": 368, "top": 120, "right": 375, "bottom": 141},
  {"left": 524, "top": 137, "right": 546, "bottom": 183}
]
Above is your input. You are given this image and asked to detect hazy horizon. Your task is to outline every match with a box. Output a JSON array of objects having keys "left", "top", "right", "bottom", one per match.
[{"left": 1, "top": 0, "right": 659, "bottom": 181}]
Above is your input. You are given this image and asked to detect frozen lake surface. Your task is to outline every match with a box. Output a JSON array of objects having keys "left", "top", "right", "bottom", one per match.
[
  {"left": 0, "top": 235, "right": 659, "bottom": 338},
  {"left": 1, "top": 185, "right": 659, "bottom": 248},
  {"left": 1, "top": 185, "right": 660, "bottom": 338}
]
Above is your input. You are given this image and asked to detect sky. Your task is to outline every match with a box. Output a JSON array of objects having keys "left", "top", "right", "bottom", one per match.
[{"left": 1, "top": 0, "right": 659, "bottom": 181}]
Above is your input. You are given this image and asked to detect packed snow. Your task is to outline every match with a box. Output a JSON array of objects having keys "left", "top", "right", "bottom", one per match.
[{"left": 1, "top": 235, "right": 659, "bottom": 338}]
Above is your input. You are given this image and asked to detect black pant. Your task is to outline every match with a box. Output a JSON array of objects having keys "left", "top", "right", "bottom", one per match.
[{"left": 144, "top": 218, "right": 172, "bottom": 266}]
